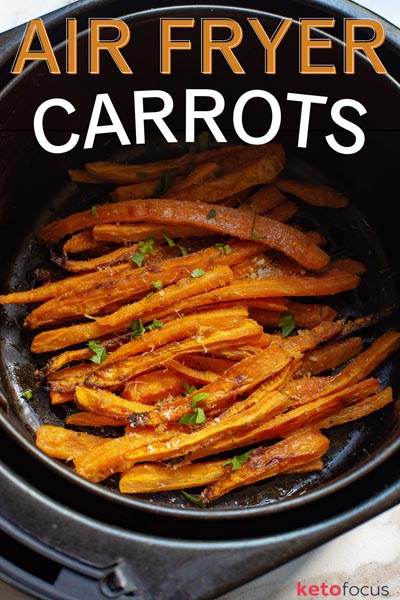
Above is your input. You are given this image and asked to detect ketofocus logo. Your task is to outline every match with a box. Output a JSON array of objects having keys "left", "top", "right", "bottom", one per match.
[{"left": 296, "top": 581, "right": 390, "bottom": 597}]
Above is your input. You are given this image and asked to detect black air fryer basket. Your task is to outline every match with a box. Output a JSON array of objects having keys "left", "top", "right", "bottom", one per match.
[{"left": 1, "top": 1, "right": 400, "bottom": 599}]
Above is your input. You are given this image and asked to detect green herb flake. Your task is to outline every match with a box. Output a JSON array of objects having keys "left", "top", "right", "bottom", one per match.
[
  {"left": 146, "top": 291, "right": 154, "bottom": 300},
  {"left": 136, "top": 171, "right": 148, "bottom": 178},
  {"left": 278, "top": 313, "right": 296, "bottom": 338},
  {"left": 191, "top": 392, "right": 210, "bottom": 408},
  {"left": 152, "top": 280, "right": 163, "bottom": 291},
  {"left": 182, "top": 383, "right": 197, "bottom": 395},
  {"left": 162, "top": 231, "right": 175, "bottom": 247},
  {"left": 155, "top": 168, "right": 179, "bottom": 196},
  {"left": 189, "top": 131, "right": 210, "bottom": 154},
  {"left": 214, "top": 243, "right": 231, "bottom": 254},
  {"left": 132, "top": 252, "right": 145, "bottom": 267},
  {"left": 181, "top": 491, "right": 205, "bottom": 508},
  {"left": 22, "top": 389, "right": 33, "bottom": 400},
  {"left": 131, "top": 318, "right": 145, "bottom": 339},
  {"left": 139, "top": 237, "right": 155, "bottom": 255},
  {"left": 194, "top": 407, "right": 206, "bottom": 424},
  {"left": 178, "top": 245, "right": 188, "bottom": 256},
  {"left": 250, "top": 211, "right": 267, "bottom": 240},
  {"left": 179, "top": 407, "right": 206, "bottom": 425},
  {"left": 223, "top": 449, "right": 253, "bottom": 471},
  {"left": 206, "top": 208, "right": 217, "bottom": 220},
  {"left": 147, "top": 318, "right": 164, "bottom": 331},
  {"left": 91, "top": 205, "right": 97, "bottom": 216},
  {"left": 88, "top": 340, "right": 108, "bottom": 364},
  {"left": 190, "top": 268, "right": 206, "bottom": 278},
  {"left": 179, "top": 412, "right": 198, "bottom": 425},
  {"left": 197, "top": 131, "right": 210, "bottom": 152}
]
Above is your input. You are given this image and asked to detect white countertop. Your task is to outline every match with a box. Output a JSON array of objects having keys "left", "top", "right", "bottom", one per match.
[{"left": 0, "top": 1, "right": 400, "bottom": 599}]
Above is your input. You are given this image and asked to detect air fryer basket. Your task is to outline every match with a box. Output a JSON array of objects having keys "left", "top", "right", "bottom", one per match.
[{"left": 0, "top": 1, "right": 400, "bottom": 599}]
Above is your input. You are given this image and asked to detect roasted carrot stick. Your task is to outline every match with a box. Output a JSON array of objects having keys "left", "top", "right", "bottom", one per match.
[
  {"left": 60, "top": 245, "right": 138, "bottom": 273},
  {"left": 75, "top": 386, "right": 153, "bottom": 421},
  {"left": 36, "top": 199, "right": 330, "bottom": 270},
  {"left": 36, "top": 425, "right": 108, "bottom": 460},
  {"left": 297, "top": 337, "right": 363, "bottom": 377},
  {"left": 170, "top": 154, "right": 284, "bottom": 203},
  {"left": 66, "top": 412, "right": 126, "bottom": 427},
  {"left": 119, "top": 454, "right": 324, "bottom": 494},
  {"left": 85, "top": 318, "right": 263, "bottom": 388},
  {"left": 84, "top": 144, "right": 247, "bottom": 184},
  {"left": 275, "top": 177, "right": 348, "bottom": 208},
  {"left": 200, "top": 430, "right": 329, "bottom": 503},
  {"left": 30, "top": 265, "right": 234, "bottom": 353},
  {"left": 130, "top": 321, "right": 342, "bottom": 426}
]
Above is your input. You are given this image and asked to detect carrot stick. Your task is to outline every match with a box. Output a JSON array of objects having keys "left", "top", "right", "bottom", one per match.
[
  {"left": 169, "top": 154, "right": 284, "bottom": 203},
  {"left": 285, "top": 331, "right": 400, "bottom": 405},
  {"left": 121, "top": 369, "right": 186, "bottom": 403},
  {"left": 166, "top": 162, "right": 220, "bottom": 195},
  {"left": 95, "top": 307, "right": 249, "bottom": 367},
  {"left": 30, "top": 265, "right": 234, "bottom": 353},
  {"left": 36, "top": 199, "right": 330, "bottom": 270},
  {"left": 85, "top": 318, "right": 263, "bottom": 388},
  {"left": 0, "top": 263, "right": 130, "bottom": 305},
  {"left": 73, "top": 425, "right": 184, "bottom": 482},
  {"left": 92, "top": 223, "right": 217, "bottom": 243},
  {"left": 265, "top": 200, "right": 298, "bottom": 222},
  {"left": 299, "top": 387, "right": 393, "bottom": 430},
  {"left": 239, "top": 184, "right": 286, "bottom": 214},
  {"left": 275, "top": 177, "right": 348, "bottom": 208},
  {"left": 60, "top": 245, "right": 138, "bottom": 273},
  {"left": 36, "top": 425, "right": 108, "bottom": 460},
  {"left": 297, "top": 337, "right": 363, "bottom": 377},
  {"left": 200, "top": 430, "right": 329, "bottom": 503},
  {"left": 119, "top": 453, "right": 324, "bottom": 494},
  {"left": 66, "top": 412, "right": 126, "bottom": 427},
  {"left": 110, "top": 179, "right": 161, "bottom": 201},
  {"left": 75, "top": 386, "right": 153, "bottom": 421},
  {"left": 63, "top": 230, "right": 109, "bottom": 254},
  {"left": 190, "top": 378, "right": 380, "bottom": 462},
  {"left": 132, "top": 321, "right": 342, "bottom": 426},
  {"left": 84, "top": 145, "right": 246, "bottom": 184}
]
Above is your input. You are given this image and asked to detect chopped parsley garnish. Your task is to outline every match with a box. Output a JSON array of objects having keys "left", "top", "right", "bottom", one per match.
[
  {"left": 190, "top": 131, "right": 210, "bottom": 153},
  {"left": 207, "top": 208, "right": 217, "bottom": 220},
  {"left": 191, "top": 392, "right": 210, "bottom": 407},
  {"left": 190, "top": 268, "right": 205, "bottom": 278},
  {"left": 155, "top": 168, "right": 179, "bottom": 196},
  {"left": 179, "top": 408, "right": 206, "bottom": 425},
  {"left": 214, "top": 243, "right": 231, "bottom": 254},
  {"left": 88, "top": 340, "right": 108, "bottom": 364},
  {"left": 132, "top": 236, "right": 155, "bottom": 267},
  {"left": 22, "top": 389, "right": 33, "bottom": 400},
  {"left": 179, "top": 392, "right": 209, "bottom": 425},
  {"left": 136, "top": 171, "right": 148, "bottom": 178},
  {"left": 152, "top": 280, "right": 163, "bottom": 291},
  {"left": 250, "top": 211, "right": 267, "bottom": 240},
  {"left": 131, "top": 253, "right": 145, "bottom": 267},
  {"left": 278, "top": 313, "right": 296, "bottom": 338},
  {"left": 91, "top": 205, "right": 97, "bottom": 216},
  {"left": 162, "top": 231, "right": 175, "bottom": 247},
  {"left": 147, "top": 318, "right": 164, "bottom": 331},
  {"left": 131, "top": 318, "right": 145, "bottom": 339},
  {"left": 182, "top": 383, "right": 197, "bottom": 395},
  {"left": 139, "top": 237, "right": 155, "bottom": 254},
  {"left": 181, "top": 491, "right": 205, "bottom": 508},
  {"left": 223, "top": 449, "right": 253, "bottom": 471},
  {"left": 178, "top": 245, "right": 188, "bottom": 256}
]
